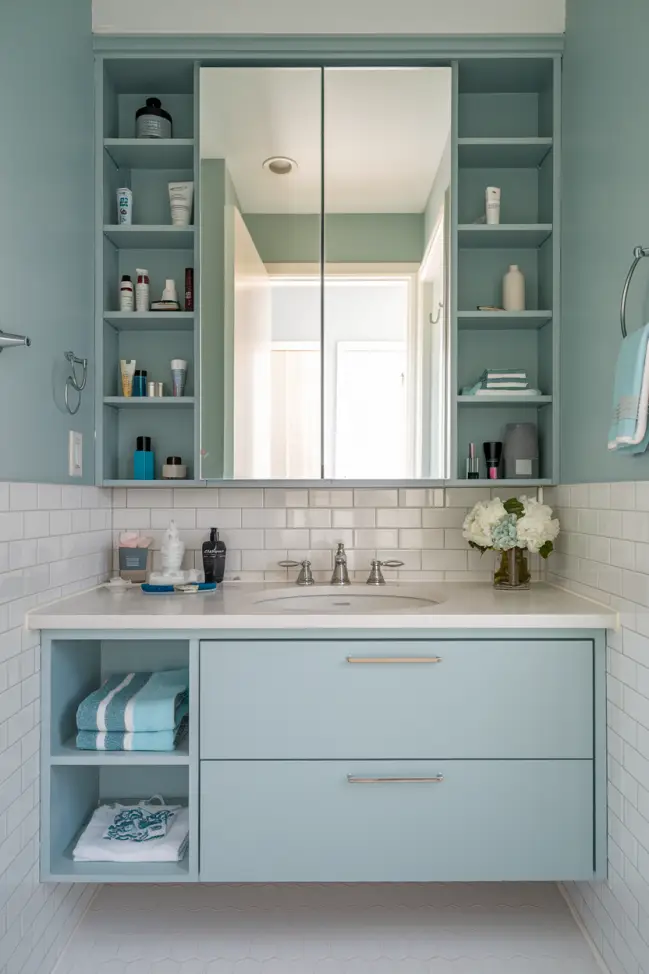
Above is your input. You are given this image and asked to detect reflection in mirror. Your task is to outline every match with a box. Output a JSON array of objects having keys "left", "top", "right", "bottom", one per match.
[
  {"left": 199, "top": 66, "right": 451, "bottom": 480},
  {"left": 324, "top": 68, "right": 451, "bottom": 479},
  {"left": 200, "top": 68, "right": 322, "bottom": 479}
]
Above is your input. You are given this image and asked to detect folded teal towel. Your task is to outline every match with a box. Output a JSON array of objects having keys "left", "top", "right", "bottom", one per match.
[
  {"left": 76, "top": 711, "right": 188, "bottom": 751},
  {"left": 608, "top": 323, "right": 649, "bottom": 451},
  {"left": 76, "top": 669, "right": 189, "bottom": 733}
]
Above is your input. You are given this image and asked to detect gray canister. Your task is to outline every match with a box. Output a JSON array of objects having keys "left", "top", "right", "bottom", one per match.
[{"left": 504, "top": 423, "right": 539, "bottom": 479}]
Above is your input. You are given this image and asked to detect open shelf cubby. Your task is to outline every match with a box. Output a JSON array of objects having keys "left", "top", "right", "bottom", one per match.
[
  {"left": 97, "top": 57, "right": 198, "bottom": 486},
  {"left": 42, "top": 636, "right": 198, "bottom": 882},
  {"left": 453, "top": 55, "right": 559, "bottom": 484}
]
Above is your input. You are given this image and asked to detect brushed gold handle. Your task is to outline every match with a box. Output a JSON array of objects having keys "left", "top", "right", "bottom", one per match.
[
  {"left": 346, "top": 656, "right": 442, "bottom": 664},
  {"left": 347, "top": 775, "right": 444, "bottom": 784}
]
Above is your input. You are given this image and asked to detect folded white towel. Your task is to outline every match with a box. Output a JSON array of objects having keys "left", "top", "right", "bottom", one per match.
[{"left": 73, "top": 804, "right": 189, "bottom": 862}]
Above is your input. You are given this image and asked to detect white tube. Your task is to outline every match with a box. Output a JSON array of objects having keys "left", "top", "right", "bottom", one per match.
[
  {"left": 486, "top": 186, "right": 501, "bottom": 225},
  {"left": 168, "top": 182, "right": 194, "bottom": 227},
  {"left": 117, "top": 187, "right": 133, "bottom": 225}
]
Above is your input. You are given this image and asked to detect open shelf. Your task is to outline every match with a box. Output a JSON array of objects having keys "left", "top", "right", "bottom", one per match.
[
  {"left": 458, "top": 311, "right": 552, "bottom": 331},
  {"left": 446, "top": 479, "right": 554, "bottom": 488},
  {"left": 52, "top": 737, "right": 190, "bottom": 766},
  {"left": 104, "top": 312, "right": 194, "bottom": 331},
  {"left": 457, "top": 395, "right": 552, "bottom": 406},
  {"left": 103, "top": 479, "right": 204, "bottom": 488},
  {"left": 103, "top": 225, "right": 195, "bottom": 249},
  {"left": 104, "top": 138, "right": 195, "bottom": 169},
  {"left": 48, "top": 849, "right": 191, "bottom": 883},
  {"left": 458, "top": 138, "right": 552, "bottom": 168},
  {"left": 103, "top": 396, "right": 195, "bottom": 408},
  {"left": 458, "top": 225, "right": 552, "bottom": 249}
]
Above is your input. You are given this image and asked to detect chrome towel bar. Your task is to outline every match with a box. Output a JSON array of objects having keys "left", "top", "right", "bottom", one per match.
[{"left": 620, "top": 245, "right": 649, "bottom": 338}]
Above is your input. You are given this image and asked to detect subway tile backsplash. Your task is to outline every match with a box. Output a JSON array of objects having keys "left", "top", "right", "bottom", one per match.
[{"left": 112, "top": 486, "right": 541, "bottom": 582}]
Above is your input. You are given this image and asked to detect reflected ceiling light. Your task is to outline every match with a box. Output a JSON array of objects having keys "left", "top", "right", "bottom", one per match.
[{"left": 263, "top": 156, "right": 298, "bottom": 175}]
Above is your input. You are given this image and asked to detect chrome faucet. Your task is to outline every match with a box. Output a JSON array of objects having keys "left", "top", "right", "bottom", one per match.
[
  {"left": 366, "top": 559, "right": 404, "bottom": 585},
  {"left": 330, "top": 543, "right": 350, "bottom": 586},
  {"left": 279, "top": 559, "right": 315, "bottom": 586}
]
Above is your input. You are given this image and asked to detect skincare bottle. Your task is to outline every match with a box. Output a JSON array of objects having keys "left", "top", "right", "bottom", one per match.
[
  {"left": 135, "top": 268, "right": 150, "bottom": 312},
  {"left": 135, "top": 97, "right": 172, "bottom": 139},
  {"left": 202, "top": 528, "right": 227, "bottom": 584},
  {"left": 133, "top": 435, "right": 154, "bottom": 480},
  {"left": 483, "top": 441, "right": 503, "bottom": 480},
  {"left": 466, "top": 442, "right": 480, "bottom": 480},
  {"left": 119, "top": 274, "right": 134, "bottom": 312},
  {"left": 503, "top": 264, "right": 525, "bottom": 311},
  {"left": 120, "top": 359, "right": 136, "bottom": 397},
  {"left": 168, "top": 182, "right": 194, "bottom": 226},
  {"left": 161, "top": 279, "right": 178, "bottom": 304},
  {"left": 132, "top": 369, "right": 147, "bottom": 397},
  {"left": 184, "top": 268, "right": 194, "bottom": 311},
  {"left": 485, "top": 186, "right": 501, "bottom": 225}
]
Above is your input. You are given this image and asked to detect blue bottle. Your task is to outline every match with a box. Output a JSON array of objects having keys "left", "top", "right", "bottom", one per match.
[
  {"left": 134, "top": 435, "right": 154, "bottom": 480},
  {"left": 132, "top": 369, "right": 147, "bottom": 396}
]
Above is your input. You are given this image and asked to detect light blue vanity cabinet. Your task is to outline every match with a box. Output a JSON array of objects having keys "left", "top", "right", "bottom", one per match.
[{"left": 39, "top": 626, "right": 606, "bottom": 884}]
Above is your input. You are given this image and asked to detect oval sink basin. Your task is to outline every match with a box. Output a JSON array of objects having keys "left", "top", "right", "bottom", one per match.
[{"left": 252, "top": 586, "right": 439, "bottom": 614}]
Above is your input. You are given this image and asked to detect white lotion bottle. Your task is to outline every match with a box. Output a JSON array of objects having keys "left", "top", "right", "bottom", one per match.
[
  {"left": 503, "top": 264, "right": 525, "bottom": 312},
  {"left": 485, "top": 186, "right": 501, "bottom": 225},
  {"left": 135, "top": 268, "right": 150, "bottom": 312}
]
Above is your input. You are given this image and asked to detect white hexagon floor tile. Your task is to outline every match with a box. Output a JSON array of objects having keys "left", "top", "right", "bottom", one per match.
[{"left": 56, "top": 884, "right": 601, "bottom": 974}]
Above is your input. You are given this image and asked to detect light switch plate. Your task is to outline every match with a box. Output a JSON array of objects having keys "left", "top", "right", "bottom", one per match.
[{"left": 68, "top": 431, "right": 82, "bottom": 477}]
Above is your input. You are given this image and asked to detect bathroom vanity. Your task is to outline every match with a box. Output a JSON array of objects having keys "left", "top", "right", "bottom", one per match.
[{"left": 31, "top": 582, "right": 614, "bottom": 884}]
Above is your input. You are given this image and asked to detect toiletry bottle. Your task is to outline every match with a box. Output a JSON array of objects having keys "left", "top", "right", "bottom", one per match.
[
  {"left": 184, "top": 268, "right": 194, "bottom": 311},
  {"left": 132, "top": 369, "right": 147, "bottom": 397},
  {"left": 135, "top": 269, "right": 150, "bottom": 312},
  {"left": 466, "top": 442, "right": 480, "bottom": 479},
  {"left": 161, "top": 279, "right": 178, "bottom": 305},
  {"left": 485, "top": 186, "right": 501, "bottom": 225},
  {"left": 116, "top": 187, "right": 133, "bottom": 225},
  {"left": 133, "top": 435, "right": 154, "bottom": 480},
  {"left": 120, "top": 359, "right": 136, "bottom": 397},
  {"left": 119, "top": 274, "right": 134, "bottom": 312},
  {"left": 202, "top": 528, "right": 226, "bottom": 584},
  {"left": 503, "top": 264, "right": 525, "bottom": 311},
  {"left": 483, "top": 441, "right": 503, "bottom": 480},
  {"left": 135, "top": 97, "right": 172, "bottom": 139}
]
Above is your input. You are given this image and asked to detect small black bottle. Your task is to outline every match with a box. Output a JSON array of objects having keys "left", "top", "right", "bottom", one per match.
[{"left": 202, "top": 528, "right": 226, "bottom": 584}]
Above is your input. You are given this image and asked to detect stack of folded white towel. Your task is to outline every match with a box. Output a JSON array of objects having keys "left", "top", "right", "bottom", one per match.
[
  {"left": 73, "top": 796, "right": 189, "bottom": 863},
  {"left": 462, "top": 369, "right": 541, "bottom": 397}
]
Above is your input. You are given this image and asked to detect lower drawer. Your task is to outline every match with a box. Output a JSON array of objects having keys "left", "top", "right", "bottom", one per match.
[{"left": 200, "top": 759, "right": 595, "bottom": 882}]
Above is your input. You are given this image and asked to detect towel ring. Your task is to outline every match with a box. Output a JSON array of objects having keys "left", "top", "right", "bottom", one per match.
[
  {"left": 620, "top": 246, "right": 649, "bottom": 338},
  {"left": 64, "top": 350, "right": 88, "bottom": 416}
]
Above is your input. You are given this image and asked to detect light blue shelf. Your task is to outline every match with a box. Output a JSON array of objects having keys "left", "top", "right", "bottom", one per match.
[
  {"left": 104, "top": 312, "right": 194, "bottom": 331},
  {"left": 446, "top": 479, "right": 554, "bottom": 487},
  {"left": 457, "top": 395, "right": 552, "bottom": 406},
  {"left": 102, "top": 479, "right": 204, "bottom": 487},
  {"left": 103, "top": 225, "right": 195, "bottom": 249},
  {"left": 458, "top": 225, "right": 553, "bottom": 249},
  {"left": 458, "top": 138, "right": 553, "bottom": 168},
  {"left": 457, "top": 311, "right": 552, "bottom": 331},
  {"left": 104, "top": 138, "right": 195, "bottom": 169},
  {"left": 51, "top": 737, "right": 190, "bottom": 765},
  {"left": 49, "top": 846, "right": 191, "bottom": 883},
  {"left": 103, "top": 396, "right": 195, "bottom": 407}
]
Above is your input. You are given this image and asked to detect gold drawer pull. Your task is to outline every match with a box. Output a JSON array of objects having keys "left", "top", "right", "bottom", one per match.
[
  {"left": 347, "top": 775, "right": 444, "bottom": 784},
  {"left": 346, "top": 656, "right": 442, "bottom": 664}
]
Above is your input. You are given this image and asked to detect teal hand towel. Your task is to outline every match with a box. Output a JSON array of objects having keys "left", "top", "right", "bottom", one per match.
[{"left": 608, "top": 323, "right": 649, "bottom": 450}]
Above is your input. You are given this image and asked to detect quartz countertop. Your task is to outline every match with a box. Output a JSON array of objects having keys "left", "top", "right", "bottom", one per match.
[{"left": 27, "top": 581, "right": 617, "bottom": 631}]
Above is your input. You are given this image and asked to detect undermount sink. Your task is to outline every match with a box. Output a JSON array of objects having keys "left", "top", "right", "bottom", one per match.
[{"left": 251, "top": 586, "right": 440, "bottom": 614}]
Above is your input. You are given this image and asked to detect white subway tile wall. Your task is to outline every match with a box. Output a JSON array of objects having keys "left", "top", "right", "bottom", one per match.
[
  {"left": 547, "top": 483, "right": 649, "bottom": 974},
  {"left": 0, "top": 483, "right": 111, "bottom": 974},
  {"left": 113, "top": 486, "right": 541, "bottom": 583}
]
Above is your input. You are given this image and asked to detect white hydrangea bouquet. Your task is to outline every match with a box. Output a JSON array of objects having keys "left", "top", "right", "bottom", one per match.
[{"left": 462, "top": 496, "right": 560, "bottom": 589}]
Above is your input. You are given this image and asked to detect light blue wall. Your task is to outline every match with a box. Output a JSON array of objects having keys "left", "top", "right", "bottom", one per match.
[
  {"left": 0, "top": 0, "right": 94, "bottom": 483},
  {"left": 562, "top": 0, "right": 649, "bottom": 483}
]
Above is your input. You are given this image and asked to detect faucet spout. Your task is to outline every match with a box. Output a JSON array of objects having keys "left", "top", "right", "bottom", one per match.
[{"left": 330, "top": 542, "right": 350, "bottom": 586}]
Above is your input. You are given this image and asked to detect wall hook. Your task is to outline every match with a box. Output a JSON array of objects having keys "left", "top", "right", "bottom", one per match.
[
  {"left": 429, "top": 302, "right": 443, "bottom": 325},
  {"left": 64, "top": 350, "right": 88, "bottom": 416},
  {"left": 0, "top": 329, "right": 31, "bottom": 351}
]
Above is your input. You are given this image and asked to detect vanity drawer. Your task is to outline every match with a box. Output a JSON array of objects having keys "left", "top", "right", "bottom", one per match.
[
  {"left": 199, "top": 638, "right": 593, "bottom": 759},
  {"left": 199, "top": 759, "right": 595, "bottom": 882}
]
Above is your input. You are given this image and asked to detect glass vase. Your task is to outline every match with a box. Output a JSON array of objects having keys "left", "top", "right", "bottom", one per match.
[{"left": 494, "top": 547, "right": 530, "bottom": 590}]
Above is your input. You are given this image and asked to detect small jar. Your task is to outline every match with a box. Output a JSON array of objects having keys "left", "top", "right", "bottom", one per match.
[{"left": 162, "top": 456, "right": 187, "bottom": 480}]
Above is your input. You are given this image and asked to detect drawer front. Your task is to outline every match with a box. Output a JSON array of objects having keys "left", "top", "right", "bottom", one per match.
[
  {"left": 200, "top": 638, "right": 593, "bottom": 759},
  {"left": 200, "top": 759, "right": 595, "bottom": 882}
]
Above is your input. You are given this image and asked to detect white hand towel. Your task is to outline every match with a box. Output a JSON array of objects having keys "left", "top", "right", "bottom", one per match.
[{"left": 73, "top": 804, "right": 189, "bottom": 862}]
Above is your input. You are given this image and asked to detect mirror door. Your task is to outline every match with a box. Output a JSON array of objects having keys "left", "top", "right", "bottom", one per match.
[{"left": 200, "top": 66, "right": 450, "bottom": 480}]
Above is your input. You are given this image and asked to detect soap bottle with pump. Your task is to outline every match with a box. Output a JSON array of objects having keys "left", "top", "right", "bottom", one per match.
[{"left": 202, "top": 528, "right": 227, "bottom": 583}]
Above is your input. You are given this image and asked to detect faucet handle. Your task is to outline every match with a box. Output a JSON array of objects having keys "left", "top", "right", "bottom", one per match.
[
  {"left": 366, "top": 559, "right": 404, "bottom": 585},
  {"left": 278, "top": 559, "right": 315, "bottom": 586}
]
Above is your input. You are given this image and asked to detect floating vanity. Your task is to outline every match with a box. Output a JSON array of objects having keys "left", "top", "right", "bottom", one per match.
[{"left": 31, "top": 582, "right": 615, "bottom": 885}]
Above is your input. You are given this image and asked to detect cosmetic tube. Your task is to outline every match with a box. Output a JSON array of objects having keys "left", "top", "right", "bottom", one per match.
[
  {"left": 168, "top": 182, "right": 194, "bottom": 226},
  {"left": 120, "top": 360, "right": 136, "bottom": 397}
]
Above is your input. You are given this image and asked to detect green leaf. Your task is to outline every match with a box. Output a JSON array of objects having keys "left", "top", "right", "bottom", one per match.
[
  {"left": 504, "top": 498, "right": 525, "bottom": 519},
  {"left": 468, "top": 541, "right": 490, "bottom": 554},
  {"left": 538, "top": 541, "right": 554, "bottom": 559}
]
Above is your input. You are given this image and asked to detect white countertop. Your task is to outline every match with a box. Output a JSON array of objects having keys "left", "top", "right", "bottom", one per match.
[{"left": 27, "top": 581, "right": 617, "bottom": 631}]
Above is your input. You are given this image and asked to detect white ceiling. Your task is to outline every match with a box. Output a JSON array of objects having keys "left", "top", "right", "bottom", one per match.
[{"left": 200, "top": 67, "right": 451, "bottom": 214}]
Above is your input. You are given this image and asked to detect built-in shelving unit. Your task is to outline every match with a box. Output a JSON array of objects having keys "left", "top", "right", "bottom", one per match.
[
  {"left": 452, "top": 56, "right": 560, "bottom": 483},
  {"left": 41, "top": 636, "right": 199, "bottom": 883},
  {"left": 96, "top": 58, "right": 199, "bottom": 485}
]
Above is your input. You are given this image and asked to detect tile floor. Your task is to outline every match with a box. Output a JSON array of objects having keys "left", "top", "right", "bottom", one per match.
[{"left": 56, "top": 883, "right": 604, "bottom": 973}]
